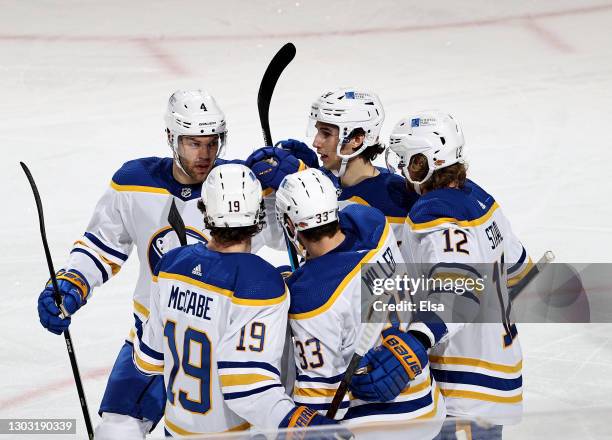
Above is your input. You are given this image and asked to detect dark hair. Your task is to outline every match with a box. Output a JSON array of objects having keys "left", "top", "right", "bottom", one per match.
[
  {"left": 408, "top": 153, "right": 467, "bottom": 192},
  {"left": 197, "top": 199, "right": 261, "bottom": 246},
  {"left": 347, "top": 128, "right": 384, "bottom": 162},
  {"left": 208, "top": 225, "right": 260, "bottom": 244},
  {"left": 299, "top": 220, "right": 340, "bottom": 242}
]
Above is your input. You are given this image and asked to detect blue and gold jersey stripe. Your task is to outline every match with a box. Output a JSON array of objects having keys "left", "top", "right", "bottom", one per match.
[
  {"left": 155, "top": 271, "right": 287, "bottom": 306},
  {"left": 289, "top": 221, "right": 390, "bottom": 320},
  {"left": 110, "top": 180, "right": 170, "bottom": 195},
  {"left": 408, "top": 202, "right": 500, "bottom": 231}
]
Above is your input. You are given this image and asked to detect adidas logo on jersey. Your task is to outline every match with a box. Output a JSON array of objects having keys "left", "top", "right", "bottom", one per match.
[{"left": 192, "top": 264, "right": 202, "bottom": 276}]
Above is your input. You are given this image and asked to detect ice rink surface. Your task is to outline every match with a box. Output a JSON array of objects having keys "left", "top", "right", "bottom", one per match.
[{"left": 1, "top": 0, "right": 611, "bottom": 438}]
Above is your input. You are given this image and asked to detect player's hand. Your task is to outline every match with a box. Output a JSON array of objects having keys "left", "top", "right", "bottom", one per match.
[
  {"left": 349, "top": 327, "right": 428, "bottom": 402},
  {"left": 279, "top": 406, "right": 354, "bottom": 440},
  {"left": 276, "top": 139, "right": 319, "bottom": 169},
  {"left": 246, "top": 147, "right": 306, "bottom": 191},
  {"left": 38, "top": 270, "right": 88, "bottom": 335},
  {"left": 276, "top": 265, "right": 293, "bottom": 280}
]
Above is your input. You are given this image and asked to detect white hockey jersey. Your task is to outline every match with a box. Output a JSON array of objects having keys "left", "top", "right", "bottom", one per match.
[
  {"left": 64, "top": 157, "right": 280, "bottom": 341},
  {"left": 400, "top": 180, "right": 531, "bottom": 425},
  {"left": 286, "top": 204, "right": 445, "bottom": 434},
  {"left": 133, "top": 243, "right": 296, "bottom": 435}
]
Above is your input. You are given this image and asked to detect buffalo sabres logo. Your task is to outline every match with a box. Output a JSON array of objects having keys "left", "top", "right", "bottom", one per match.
[
  {"left": 181, "top": 187, "right": 192, "bottom": 198},
  {"left": 147, "top": 226, "right": 208, "bottom": 273}
]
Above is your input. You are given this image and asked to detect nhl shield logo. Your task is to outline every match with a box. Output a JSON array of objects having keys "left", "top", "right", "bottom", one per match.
[{"left": 181, "top": 187, "right": 191, "bottom": 198}]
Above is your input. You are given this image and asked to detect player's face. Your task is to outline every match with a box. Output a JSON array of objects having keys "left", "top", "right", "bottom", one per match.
[
  {"left": 313, "top": 122, "right": 342, "bottom": 170},
  {"left": 178, "top": 135, "right": 219, "bottom": 183},
  {"left": 313, "top": 122, "right": 363, "bottom": 171}
]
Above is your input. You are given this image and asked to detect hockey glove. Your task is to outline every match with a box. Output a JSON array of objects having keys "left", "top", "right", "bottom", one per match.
[
  {"left": 214, "top": 158, "right": 246, "bottom": 166},
  {"left": 38, "top": 270, "right": 89, "bottom": 335},
  {"left": 276, "top": 139, "right": 320, "bottom": 169},
  {"left": 349, "top": 327, "right": 428, "bottom": 402},
  {"left": 246, "top": 147, "right": 307, "bottom": 191},
  {"left": 279, "top": 406, "right": 354, "bottom": 440}
]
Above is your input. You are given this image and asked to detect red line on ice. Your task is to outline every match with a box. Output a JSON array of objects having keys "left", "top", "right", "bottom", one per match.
[
  {"left": 0, "top": 367, "right": 109, "bottom": 412},
  {"left": 136, "top": 38, "right": 190, "bottom": 76},
  {"left": 522, "top": 19, "right": 574, "bottom": 53},
  {"left": 0, "top": 3, "right": 610, "bottom": 43}
]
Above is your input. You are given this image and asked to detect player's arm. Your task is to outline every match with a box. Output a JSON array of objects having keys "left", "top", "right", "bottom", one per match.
[
  {"left": 246, "top": 140, "right": 318, "bottom": 252},
  {"left": 218, "top": 275, "right": 349, "bottom": 436},
  {"left": 501, "top": 216, "right": 532, "bottom": 291},
  {"left": 350, "top": 227, "right": 481, "bottom": 402},
  {"left": 132, "top": 263, "right": 164, "bottom": 375},
  {"left": 217, "top": 279, "right": 296, "bottom": 428},
  {"left": 405, "top": 228, "right": 483, "bottom": 347},
  {"left": 37, "top": 181, "right": 134, "bottom": 335},
  {"left": 66, "top": 182, "right": 134, "bottom": 290}
]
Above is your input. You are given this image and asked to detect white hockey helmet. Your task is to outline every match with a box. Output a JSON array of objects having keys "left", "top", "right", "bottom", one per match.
[
  {"left": 165, "top": 89, "right": 227, "bottom": 175},
  {"left": 275, "top": 168, "right": 339, "bottom": 256},
  {"left": 307, "top": 88, "right": 385, "bottom": 177},
  {"left": 389, "top": 110, "right": 465, "bottom": 193},
  {"left": 201, "top": 164, "right": 264, "bottom": 229}
]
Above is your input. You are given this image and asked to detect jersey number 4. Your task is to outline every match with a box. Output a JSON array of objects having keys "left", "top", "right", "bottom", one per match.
[{"left": 164, "top": 321, "right": 212, "bottom": 414}]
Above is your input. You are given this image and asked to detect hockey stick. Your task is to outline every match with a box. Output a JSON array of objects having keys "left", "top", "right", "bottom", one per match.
[
  {"left": 20, "top": 162, "right": 94, "bottom": 440},
  {"left": 168, "top": 198, "right": 187, "bottom": 246},
  {"left": 326, "top": 251, "right": 556, "bottom": 419},
  {"left": 326, "top": 320, "right": 385, "bottom": 419},
  {"left": 257, "top": 42, "right": 300, "bottom": 270},
  {"left": 510, "top": 250, "right": 555, "bottom": 303},
  {"left": 325, "top": 288, "right": 400, "bottom": 419}
]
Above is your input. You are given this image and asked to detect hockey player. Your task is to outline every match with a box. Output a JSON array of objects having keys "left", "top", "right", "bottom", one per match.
[
  {"left": 246, "top": 88, "right": 417, "bottom": 243},
  {"left": 36, "top": 90, "right": 242, "bottom": 439},
  {"left": 133, "top": 163, "right": 352, "bottom": 438},
  {"left": 351, "top": 111, "right": 531, "bottom": 439},
  {"left": 275, "top": 168, "right": 445, "bottom": 438}
]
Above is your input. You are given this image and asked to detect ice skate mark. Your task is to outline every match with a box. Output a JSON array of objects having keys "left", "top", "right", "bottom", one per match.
[
  {"left": 0, "top": 367, "right": 109, "bottom": 411},
  {"left": 522, "top": 19, "right": 574, "bottom": 53},
  {"left": 0, "top": 4, "right": 610, "bottom": 42}
]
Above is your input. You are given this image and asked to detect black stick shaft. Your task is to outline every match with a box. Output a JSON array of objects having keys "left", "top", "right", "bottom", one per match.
[
  {"left": 168, "top": 198, "right": 187, "bottom": 246},
  {"left": 257, "top": 43, "right": 300, "bottom": 270},
  {"left": 326, "top": 353, "right": 363, "bottom": 419},
  {"left": 20, "top": 162, "right": 94, "bottom": 440}
]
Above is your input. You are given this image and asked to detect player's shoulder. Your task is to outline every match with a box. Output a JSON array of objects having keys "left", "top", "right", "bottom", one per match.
[
  {"left": 153, "top": 243, "right": 198, "bottom": 277},
  {"left": 408, "top": 179, "right": 498, "bottom": 232},
  {"left": 339, "top": 204, "right": 389, "bottom": 250},
  {"left": 154, "top": 246, "right": 285, "bottom": 304},
  {"left": 228, "top": 253, "right": 287, "bottom": 304},
  {"left": 339, "top": 168, "right": 416, "bottom": 218},
  {"left": 111, "top": 157, "right": 173, "bottom": 190},
  {"left": 287, "top": 249, "right": 364, "bottom": 318}
]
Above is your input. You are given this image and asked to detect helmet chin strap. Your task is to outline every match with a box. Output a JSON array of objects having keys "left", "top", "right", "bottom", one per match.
[
  {"left": 413, "top": 182, "right": 422, "bottom": 195},
  {"left": 331, "top": 157, "right": 350, "bottom": 178}
]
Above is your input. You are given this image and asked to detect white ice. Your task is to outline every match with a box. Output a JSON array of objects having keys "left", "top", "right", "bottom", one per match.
[{"left": 1, "top": 1, "right": 611, "bottom": 438}]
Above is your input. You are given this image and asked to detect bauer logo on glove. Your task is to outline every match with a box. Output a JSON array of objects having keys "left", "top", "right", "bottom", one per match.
[{"left": 382, "top": 334, "right": 423, "bottom": 379}]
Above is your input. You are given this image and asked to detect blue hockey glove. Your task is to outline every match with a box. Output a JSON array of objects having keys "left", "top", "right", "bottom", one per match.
[
  {"left": 279, "top": 406, "right": 354, "bottom": 440},
  {"left": 275, "top": 139, "right": 319, "bottom": 169},
  {"left": 214, "top": 158, "right": 246, "bottom": 166},
  {"left": 349, "top": 327, "right": 429, "bottom": 402},
  {"left": 38, "top": 270, "right": 89, "bottom": 335},
  {"left": 246, "top": 146, "right": 306, "bottom": 190}
]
